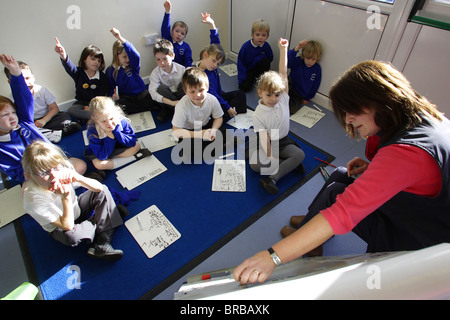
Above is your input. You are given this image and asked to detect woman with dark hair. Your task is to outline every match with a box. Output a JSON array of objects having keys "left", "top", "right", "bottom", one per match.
[{"left": 234, "top": 60, "right": 450, "bottom": 285}]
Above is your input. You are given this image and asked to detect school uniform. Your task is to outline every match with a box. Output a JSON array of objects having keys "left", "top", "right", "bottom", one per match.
[
  {"left": 250, "top": 91, "right": 305, "bottom": 182},
  {"left": 84, "top": 118, "right": 137, "bottom": 161},
  {"left": 0, "top": 74, "right": 50, "bottom": 182},
  {"left": 287, "top": 49, "right": 321, "bottom": 113},
  {"left": 148, "top": 62, "right": 185, "bottom": 120},
  {"left": 106, "top": 41, "right": 156, "bottom": 114},
  {"left": 194, "top": 29, "right": 247, "bottom": 119},
  {"left": 237, "top": 39, "right": 273, "bottom": 92},
  {"left": 172, "top": 93, "right": 224, "bottom": 161},
  {"left": 23, "top": 183, "right": 123, "bottom": 247},
  {"left": 60, "top": 56, "right": 110, "bottom": 121},
  {"left": 161, "top": 12, "right": 193, "bottom": 67}
]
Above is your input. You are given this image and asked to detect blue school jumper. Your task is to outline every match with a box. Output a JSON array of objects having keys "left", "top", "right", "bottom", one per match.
[
  {"left": 194, "top": 29, "right": 235, "bottom": 111},
  {"left": 287, "top": 49, "right": 321, "bottom": 101},
  {"left": 106, "top": 41, "right": 146, "bottom": 97},
  {"left": 0, "top": 74, "right": 50, "bottom": 182},
  {"left": 85, "top": 118, "right": 137, "bottom": 160},
  {"left": 237, "top": 40, "right": 273, "bottom": 85},
  {"left": 161, "top": 13, "right": 193, "bottom": 68}
]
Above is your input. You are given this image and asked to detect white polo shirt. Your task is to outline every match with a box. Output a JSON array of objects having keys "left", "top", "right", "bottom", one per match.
[
  {"left": 252, "top": 91, "right": 290, "bottom": 140},
  {"left": 148, "top": 62, "right": 185, "bottom": 103},
  {"left": 32, "top": 85, "right": 57, "bottom": 119},
  {"left": 23, "top": 183, "right": 81, "bottom": 233},
  {"left": 172, "top": 93, "right": 224, "bottom": 130}
]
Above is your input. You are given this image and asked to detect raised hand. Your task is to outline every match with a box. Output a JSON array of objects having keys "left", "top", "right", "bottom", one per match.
[
  {"left": 54, "top": 37, "right": 67, "bottom": 60},
  {"left": 0, "top": 54, "right": 21, "bottom": 77}
]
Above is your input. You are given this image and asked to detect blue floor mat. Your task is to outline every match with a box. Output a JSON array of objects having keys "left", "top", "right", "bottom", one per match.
[{"left": 18, "top": 112, "right": 334, "bottom": 300}]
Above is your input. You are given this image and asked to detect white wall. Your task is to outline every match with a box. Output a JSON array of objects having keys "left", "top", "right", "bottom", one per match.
[
  {"left": 392, "top": 23, "right": 450, "bottom": 117},
  {"left": 0, "top": 0, "right": 229, "bottom": 107}
]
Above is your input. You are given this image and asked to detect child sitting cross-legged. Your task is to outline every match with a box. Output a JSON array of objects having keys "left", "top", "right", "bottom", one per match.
[
  {"left": 171, "top": 67, "right": 225, "bottom": 163},
  {"left": 84, "top": 96, "right": 152, "bottom": 176},
  {"left": 249, "top": 38, "right": 306, "bottom": 195},
  {"left": 148, "top": 39, "right": 185, "bottom": 122},
  {"left": 22, "top": 140, "right": 127, "bottom": 261}
]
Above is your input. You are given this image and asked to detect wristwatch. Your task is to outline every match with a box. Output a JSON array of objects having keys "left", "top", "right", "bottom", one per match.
[{"left": 268, "top": 247, "right": 282, "bottom": 266}]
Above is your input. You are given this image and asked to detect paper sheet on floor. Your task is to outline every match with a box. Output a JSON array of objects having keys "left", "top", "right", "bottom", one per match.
[{"left": 116, "top": 155, "right": 167, "bottom": 190}]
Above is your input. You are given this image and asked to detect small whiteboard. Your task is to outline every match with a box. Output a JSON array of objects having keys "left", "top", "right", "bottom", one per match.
[
  {"left": 227, "top": 109, "right": 254, "bottom": 130},
  {"left": 125, "top": 205, "right": 181, "bottom": 258},
  {"left": 212, "top": 159, "right": 246, "bottom": 192},
  {"left": 128, "top": 111, "right": 156, "bottom": 133},
  {"left": 290, "top": 106, "right": 325, "bottom": 128}
]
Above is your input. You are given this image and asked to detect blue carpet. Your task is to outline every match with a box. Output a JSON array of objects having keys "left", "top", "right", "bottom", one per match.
[{"left": 18, "top": 112, "right": 334, "bottom": 300}]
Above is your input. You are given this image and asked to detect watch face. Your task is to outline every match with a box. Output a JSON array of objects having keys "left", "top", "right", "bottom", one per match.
[{"left": 271, "top": 253, "right": 281, "bottom": 265}]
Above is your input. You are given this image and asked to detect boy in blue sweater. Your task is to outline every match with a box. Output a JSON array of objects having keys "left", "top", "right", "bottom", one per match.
[
  {"left": 237, "top": 20, "right": 273, "bottom": 92},
  {"left": 288, "top": 40, "right": 322, "bottom": 114},
  {"left": 161, "top": 0, "right": 193, "bottom": 68}
]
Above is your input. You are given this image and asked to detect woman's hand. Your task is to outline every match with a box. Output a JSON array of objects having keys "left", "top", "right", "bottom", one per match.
[
  {"left": 233, "top": 250, "right": 276, "bottom": 285},
  {"left": 347, "top": 156, "right": 369, "bottom": 177}
]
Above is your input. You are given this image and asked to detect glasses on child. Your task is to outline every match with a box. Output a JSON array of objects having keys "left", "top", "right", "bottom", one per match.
[{"left": 35, "top": 164, "right": 63, "bottom": 178}]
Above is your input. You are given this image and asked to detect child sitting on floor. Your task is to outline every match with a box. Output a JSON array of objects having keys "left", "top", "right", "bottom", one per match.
[
  {"left": 237, "top": 19, "right": 273, "bottom": 92},
  {"left": 148, "top": 39, "right": 185, "bottom": 122},
  {"left": 194, "top": 12, "right": 247, "bottom": 121},
  {"left": 4, "top": 60, "right": 81, "bottom": 143},
  {"left": 161, "top": 0, "right": 193, "bottom": 68},
  {"left": 0, "top": 54, "right": 86, "bottom": 184},
  {"left": 172, "top": 67, "right": 224, "bottom": 163},
  {"left": 107, "top": 28, "right": 157, "bottom": 115},
  {"left": 84, "top": 96, "right": 152, "bottom": 174},
  {"left": 288, "top": 39, "right": 322, "bottom": 114},
  {"left": 249, "top": 39, "right": 305, "bottom": 195},
  {"left": 22, "top": 140, "right": 126, "bottom": 261},
  {"left": 55, "top": 37, "right": 110, "bottom": 122}
]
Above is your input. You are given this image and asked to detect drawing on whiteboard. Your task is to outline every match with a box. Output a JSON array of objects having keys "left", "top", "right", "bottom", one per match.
[
  {"left": 290, "top": 106, "right": 325, "bottom": 128},
  {"left": 212, "top": 159, "right": 246, "bottom": 192},
  {"left": 125, "top": 205, "right": 181, "bottom": 258},
  {"left": 128, "top": 111, "right": 156, "bottom": 133}
]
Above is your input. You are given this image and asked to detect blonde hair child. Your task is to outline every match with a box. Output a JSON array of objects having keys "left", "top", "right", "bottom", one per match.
[
  {"left": 106, "top": 28, "right": 157, "bottom": 114},
  {"left": 85, "top": 96, "right": 151, "bottom": 172},
  {"left": 287, "top": 39, "right": 323, "bottom": 114},
  {"left": 250, "top": 38, "right": 305, "bottom": 195},
  {"left": 237, "top": 19, "right": 273, "bottom": 92},
  {"left": 22, "top": 140, "right": 125, "bottom": 261},
  {"left": 196, "top": 12, "right": 247, "bottom": 120}
]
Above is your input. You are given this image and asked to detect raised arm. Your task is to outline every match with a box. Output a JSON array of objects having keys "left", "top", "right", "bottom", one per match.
[{"left": 278, "top": 38, "right": 289, "bottom": 92}]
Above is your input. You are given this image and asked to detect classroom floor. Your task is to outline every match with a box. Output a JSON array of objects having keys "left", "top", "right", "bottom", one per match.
[{"left": 0, "top": 62, "right": 367, "bottom": 300}]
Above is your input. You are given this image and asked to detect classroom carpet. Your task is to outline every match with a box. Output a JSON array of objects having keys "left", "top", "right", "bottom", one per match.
[{"left": 17, "top": 112, "right": 334, "bottom": 300}]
